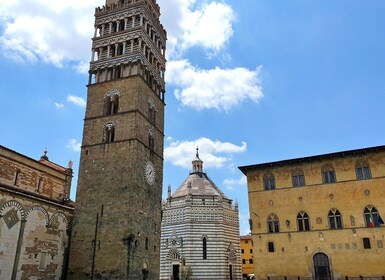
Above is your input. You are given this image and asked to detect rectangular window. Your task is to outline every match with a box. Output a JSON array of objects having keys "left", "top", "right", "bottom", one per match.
[
  {"left": 241, "top": 249, "right": 244, "bottom": 254},
  {"left": 364, "top": 167, "right": 371, "bottom": 179},
  {"left": 322, "top": 171, "right": 336, "bottom": 184},
  {"left": 293, "top": 175, "right": 305, "bottom": 187},
  {"left": 357, "top": 167, "right": 371, "bottom": 180},
  {"left": 264, "top": 179, "right": 275, "bottom": 190},
  {"left": 249, "top": 259, "right": 253, "bottom": 264},
  {"left": 268, "top": 242, "right": 275, "bottom": 253},
  {"left": 363, "top": 238, "right": 371, "bottom": 249},
  {"left": 242, "top": 259, "right": 246, "bottom": 264},
  {"left": 356, "top": 168, "right": 363, "bottom": 180},
  {"left": 250, "top": 249, "right": 253, "bottom": 253},
  {"left": 244, "top": 240, "right": 248, "bottom": 244}
]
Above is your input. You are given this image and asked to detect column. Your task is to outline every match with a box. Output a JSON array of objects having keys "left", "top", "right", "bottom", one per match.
[
  {"left": 130, "top": 40, "right": 134, "bottom": 53},
  {"left": 140, "top": 15, "right": 144, "bottom": 26},
  {"left": 116, "top": 20, "right": 120, "bottom": 32},
  {"left": 123, "top": 42, "right": 126, "bottom": 55},
  {"left": 94, "top": 26, "right": 98, "bottom": 38},
  {"left": 107, "top": 46, "right": 111, "bottom": 58},
  {"left": 115, "top": 44, "right": 118, "bottom": 57},
  {"left": 132, "top": 16, "right": 135, "bottom": 28},
  {"left": 99, "top": 48, "right": 103, "bottom": 60},
  {"left": 91, "top": 50, "right": 95, "bottom": 62},
  {"left": 124, "top": 18, "right": 128, "bottom": 30},
  {"left": 101, "top": 24, "right": 105, "bottom": 36},
  {"left": 109, "top": 22, "right": 112, "bottom": 33},
  {"left": 11, "top": 220, "right": 26, "bottom": 280}
]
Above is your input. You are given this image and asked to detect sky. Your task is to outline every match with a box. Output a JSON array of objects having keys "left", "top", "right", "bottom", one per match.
[{"left": 1, "top": 0, "right": 385, "bottom": 235}]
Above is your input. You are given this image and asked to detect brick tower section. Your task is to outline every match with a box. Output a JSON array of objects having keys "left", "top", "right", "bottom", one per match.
[{"left": 67, "top": 0, "right": 166, "bottom": 279}]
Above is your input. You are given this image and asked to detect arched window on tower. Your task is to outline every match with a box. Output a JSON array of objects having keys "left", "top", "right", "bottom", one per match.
[
  {"left": 148, "top": 105, "right": 156, "bottom": 125},
  {"left": 103, "top": 121, "right": 116, "bottom": 143},
  {"left": 202, "top": 237, "right": 207, "bottom": 260},
  {"left": 148, "top": 130, "right": 154, "bottom": 158},
  {"left": 104, "top": 90, "right": 120, "bottom": 116}
]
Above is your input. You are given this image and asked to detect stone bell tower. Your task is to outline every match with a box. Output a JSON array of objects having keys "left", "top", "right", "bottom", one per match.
[{"left": 68, "top": 0, "right": 166, "bottom": 279}]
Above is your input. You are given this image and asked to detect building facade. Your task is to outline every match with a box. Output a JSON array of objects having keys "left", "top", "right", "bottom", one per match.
[
  {"left": 240, "top": 235, "right": 254, "bottom": 279},
  {"left": 239, "top": 145, "right": 385, "bottom": 279},
  {"left": 0, "top": 145, "right": 74, "bottom": 280},
  {"left": 160, "top": 150, "right": 242, "bottom": 280},
  {"left": 68, "top": 0, "right": 166, "bottom": 279}
]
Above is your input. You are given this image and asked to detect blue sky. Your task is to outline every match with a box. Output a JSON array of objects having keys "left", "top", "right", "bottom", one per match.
[{"left": 1, "top": 0, "right": 385, "bottom": 235}]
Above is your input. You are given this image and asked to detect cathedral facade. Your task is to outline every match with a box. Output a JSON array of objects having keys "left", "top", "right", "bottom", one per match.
[
  {"left": 0, "top": 146, "right": 73, "bottom": 280},
  {"left": 67, "top": 0, "right": 166, "bottom": 279},
  {"left": 160, "top": 150, "right": 242, "bottom": 280}
]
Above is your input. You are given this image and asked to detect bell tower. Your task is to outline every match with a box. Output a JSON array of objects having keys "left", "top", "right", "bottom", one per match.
[{"left": 68, "top": 0, "right": 166, "bottom": 279}]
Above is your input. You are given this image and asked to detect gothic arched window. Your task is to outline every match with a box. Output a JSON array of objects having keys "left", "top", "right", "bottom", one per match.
[
  {"left": 321, "top": 164, "right": 336, "bottom": 184},
  {"left": 328, "top": 208, "right": 343, "bottom": 229},
  {"left": 356, "top": 160, "right": 371, "bottom": 180},
  {"left": 364, "top": 206, "right": 381, "bottom": 228},
  {"left": 263, "top": 171, "right": 275, "bottom": 190},
  {"left": 297, "top": 211, "right": 310, "bottom": 231},
  {"left": 267, "top": 213, "right": 280, "bottom": 233},
  {"left": 292, "top": 168, "right": 305, "bottom": 187}
]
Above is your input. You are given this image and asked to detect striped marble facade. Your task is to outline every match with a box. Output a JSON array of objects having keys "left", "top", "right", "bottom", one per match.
[{"left": 160, "top": 150, "right": 242, "bottom": 280}]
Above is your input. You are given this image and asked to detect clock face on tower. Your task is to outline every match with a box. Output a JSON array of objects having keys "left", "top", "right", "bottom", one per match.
[{"left": 144, "top": 161, "right": 156, "bottom": 185}]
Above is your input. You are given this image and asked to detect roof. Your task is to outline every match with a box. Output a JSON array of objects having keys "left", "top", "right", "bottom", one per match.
[
  {"left": 0, "top": 145, "right": 71, "bottom": 175},
  {"left": 171, "top": 148, "right": 230, "bottom": 200},
  {"left": 239, "top": 145, "right": 385, "bottom": 175},
  {"left": 171, "top": 171, "right": 229, "bottom": 199},
  {"left": 240, "top": 235, "right": 252, "bottom": 240}
]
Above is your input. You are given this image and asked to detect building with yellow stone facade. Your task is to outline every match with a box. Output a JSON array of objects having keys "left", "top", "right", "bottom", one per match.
[
  {"left": 240, "top": 235, "right": 255, "bottom": 279},
  {"left": 239, "top": 145, "right": 385, "bottom": 279}
]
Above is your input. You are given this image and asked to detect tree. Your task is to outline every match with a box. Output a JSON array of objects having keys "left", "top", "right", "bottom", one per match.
[{"left": 179, "top": 265, "right": 193, "bottom": 280}]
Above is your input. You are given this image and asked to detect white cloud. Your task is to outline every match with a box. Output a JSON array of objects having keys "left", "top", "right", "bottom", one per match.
[
  {"left": 0, "top": 0, "right": 233, "bottom": 69},
  {"left": 54, "top": 102, "right": 64, "bottom": 109},
  {"left": 67, "top": 95, "right": 86, "bottom": 107},
  {"left": 66, "top": 138, "right": 81, "bottom": 152},
  {"left": 0, "top": 0, "right": 103, "bottom": 71},
  {"left": 223, "top": 176, "right": 247, "bottom": 187},
  {"left": 167, "top": 60, "right": 263, "bottom": 111},
  {"left": 165, "top": 137, "right": 247, "bottom": 169},
  {"left": 158, "top": 0, "right": 234, "bottom": 58}
]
